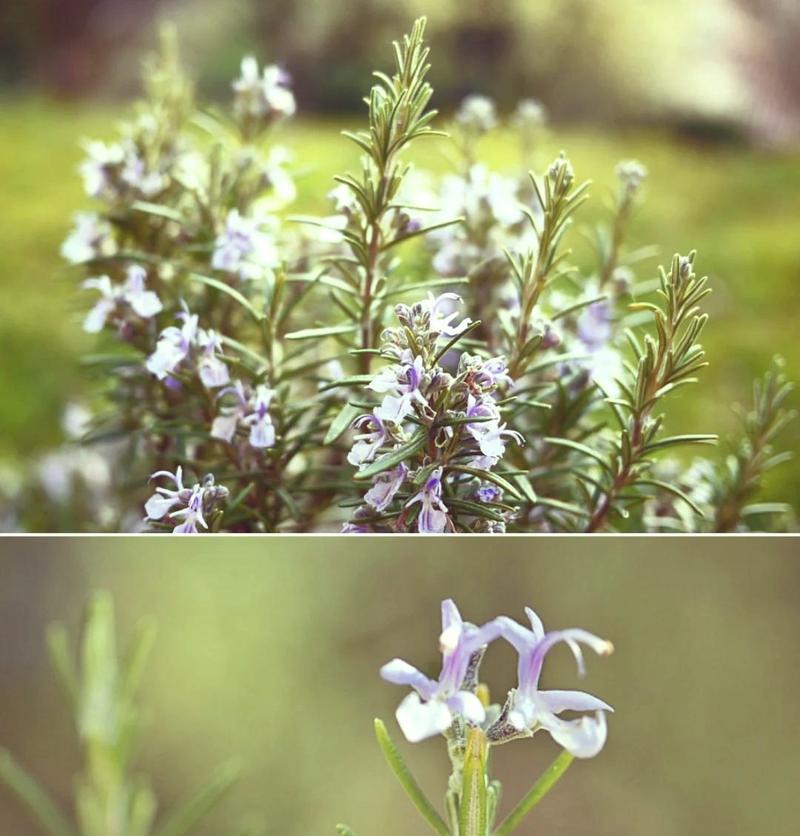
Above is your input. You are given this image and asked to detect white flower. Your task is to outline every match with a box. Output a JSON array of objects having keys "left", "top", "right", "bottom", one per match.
[
  {"left": 82, "top": 265, "right": 162, "bottom": 333},
  {"left": 212, "top": 209, "right": 280, "bottom": 280},
  {"left": 61, "top": 213, "right": 117, "bottom": 264},
  {"left": 233, "top": 57, "right": 296, "bottom": 122},
  {"left": 456, "top": 95, "right": 497, "bottom": 134}
]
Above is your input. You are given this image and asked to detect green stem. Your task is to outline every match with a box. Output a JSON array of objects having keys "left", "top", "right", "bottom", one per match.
[
  {"left": 459, "top": 728, "right": 488, "bottom": 836},
  {"left": 493, "top": 750, "right": 574, "bottom": 836},
  {"left": 0, "top": 749, "right": 78, "bottom": 836},
  {"left": 374, "top": 719, "right": 449, "bottom": 835}
]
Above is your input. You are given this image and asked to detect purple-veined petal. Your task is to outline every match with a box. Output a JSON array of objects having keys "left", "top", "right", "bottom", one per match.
[
  {"left": 380, "top": 658, "right": 438, "bottom": 700},
  {"left": 538, "top": 689, "right": 614, "bottom": 715},
  {"left": 249, "top": 417, "right": 276, "bottom": 448}
]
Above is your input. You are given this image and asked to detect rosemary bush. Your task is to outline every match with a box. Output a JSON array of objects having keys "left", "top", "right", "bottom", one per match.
[
  {"left": 0, "top": 591, "right": 263, "bottom": 836},
  {"left": 43, "top": 18, "right": 795, "bottom": 533}
]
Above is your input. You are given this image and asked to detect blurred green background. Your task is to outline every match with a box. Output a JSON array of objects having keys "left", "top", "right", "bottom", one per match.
[
  {"left": 1, "top": 538, "right": 799, "bottom": 835},
  {"left": 0, "top": 0, "right": 798, "bottom": 513}
]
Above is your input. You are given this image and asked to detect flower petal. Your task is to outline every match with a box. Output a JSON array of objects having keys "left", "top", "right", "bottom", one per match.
[
  {"left": 446, "top": 690, "right": 486, "bottom": 725},
  {"left": 144, "top": 493, "right": 178, "bottom": 521},
  {"left": 539, "top": 710, "right": 608, "bottom": 759},
  {"left": 380, "top": 659, "right": 437, "bottom": 700},
  {"left": 395, "top": 692, "right": 453, "bottom": 743},
  {"left": 538, "top": 689, "right": 613, "bottom": 715}
]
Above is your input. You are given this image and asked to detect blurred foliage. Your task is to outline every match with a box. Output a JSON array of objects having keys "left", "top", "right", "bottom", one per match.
[
  {"left": 0, "top": 100, "right": 797, "bottom": 510},
  {"left": 1, "top": 540, "right": 799, "bottom": 834}
]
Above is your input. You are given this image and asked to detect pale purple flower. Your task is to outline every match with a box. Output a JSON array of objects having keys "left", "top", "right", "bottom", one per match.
[
  {"left": 577, "top": 300, "right": 613, "bottom": 351},
  {"left": 147, "top": 305, "right": 229, "bottom": 388},
  {"left": 233, "top": 57, "right": 296, "bottom": 121},
  {"left": 369, "top": 351, "right": 426, "bottom": 401},
  {"left": 170, "top": 484, "right": 208, "bottom": 534},
  {"left": 406, "top": 466, "right": 449, "bottom": 533},
  {"left": 347, "top": 412, "right": 389, "bottom": 467},
  {"left": 380, "top": 599, "right": 503, "bottom": 742},
  {"left": 78, "top": 139, "right": 125, "bottom": 198},
  {"left": 474, "top": 356, "right": 512, "bottom": 390},
  {"left": 427, "top": 292, "right": 473, "bottom": 338},
  {"left": 364, "top": 463, "right": 408, "bottom": 511},
  {"left": 119, "top": 146, "right": 165, "bottom": 197},
  {"left": 465, "top": 395, "right": 523, "bottom": 463},
  {"left": 196, "top": 330, "right": 231, "bottom": 388},
  {"left": 475, "top": 483, "right": 502, "bottom": 504},
  {"left": 374, "top": 393, "right": 415, "bottom": 425},
  {"left": 82, "top": 265, "right": 162, "bottom": 333},
  {"left": 146, "top": 306, "right": 197, "bottom": 380},
  {"left": 61, "top": 212, "right": 117, "bottom": 264},
  {"left": 144, "top": 467, "right": 228, "bottom": 534},
  {"left": 211, "top": 209, "right": 280, "bottom": 280},
  {"left": 241, "top": 385, "right": 276, "bottom": 448},
  {"left": 211, "top": 381, "right": 249, "bottom": 443},
  {"left": 493, "top": 607, "right": 614, "bottom": 758}
]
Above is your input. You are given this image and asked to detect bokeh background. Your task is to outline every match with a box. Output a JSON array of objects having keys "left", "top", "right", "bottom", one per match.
[
  {"left": 1, "top": 537, "right": 799, "bottom": 835},
  {"left": 0, "top": 0, "right": 798, "bottom": 515}
]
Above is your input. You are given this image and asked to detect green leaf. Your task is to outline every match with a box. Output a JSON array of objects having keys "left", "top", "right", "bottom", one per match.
[
  {"left": 120, "top": 616, "right": 158, "bottom": 706},
  {"left": 636, "top": 479, "right": 704, "bottom": 517},
  {"left": 285, "top": 323, "right": 358, "bottom": 341},
  {"left": 511, "top": 472, "right": 538, "bottom": 504},
  {"left": 542, "top": 436, "right": 613, "bottom": 472},
  {"left": 189, "top": 273, "right": 264, "bottom": 322},
  {"left": 153, "top": 760, "right": 242, "bottom": 836},
  {"left": 355, "top": 433, "right": 428, "bottom": 480},
  {"left": 318, "top": 375, "right": 374, "bottom": 392},
  {"left": 131, "top": 200, "right": 184, "bottom": 222},
  {"left": 641, "top": 434, "right": 717, "bottom": 454},
  {"left": 46, "top": 624, "right": 78, "bottom": 708},
  {"left": 494, "top": 750, "right": 574, "bottom": 835},
  {"left": 740, "top": 502, "right": 793, "bottom": 517},
  {"left": 335, "top": 827, "right": 358, "bottom": 836},
  {"left": 325, "top": 402, "right": 362, "bottom": 445},
  {"left": 0, "top": 749, "right": 78, "bottom": 836},
  {"left": 374, "top": 719, "right": 449, "bottom": 835}
]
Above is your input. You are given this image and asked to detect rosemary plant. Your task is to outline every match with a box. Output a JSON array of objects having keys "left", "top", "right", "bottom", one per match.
[
  {"left": 0, "top": 591, "right": 261, "bottom": 836},
  {"left": 9, "top": 15, "right": 791, "bottom": 533}
]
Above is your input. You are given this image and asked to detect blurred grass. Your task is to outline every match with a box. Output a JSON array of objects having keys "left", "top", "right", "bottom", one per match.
[
  {"left": 1, "top": 538, "right": 799, "bottom": 835},
  {"left": 0, "top": 98, "right": 798, "bottom": 506}
]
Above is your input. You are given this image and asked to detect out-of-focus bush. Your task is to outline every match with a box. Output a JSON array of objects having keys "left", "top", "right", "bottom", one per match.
[{"left": 1, "top": 0, "right": 757, "bottom": 131}]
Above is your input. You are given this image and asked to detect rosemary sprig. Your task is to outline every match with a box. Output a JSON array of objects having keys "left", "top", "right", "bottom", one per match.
[
  {"left": 713, "top": 358, "right": 796, "bottom": 531},
  {"left": 580, "top": 252, "right": 716, "bottom": 531}
]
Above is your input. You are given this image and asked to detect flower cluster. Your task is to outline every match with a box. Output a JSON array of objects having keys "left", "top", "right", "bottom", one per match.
[
  {"left": 82, "top": 265, "right": 162, "bottom": 334},
  {"left": 381, "top": 598, "right": 613, "bottom": 757},
  {"left": 144, "top": 466, "right": 229, "bottom": 533},
  {"left": 232, "top": 57, "right": 296, "bottom": 128},
  {"left": 211, "top": 381, "right": 276, "bottom": 450},
  {"left": 344, "top": 294, "right": 522, "bottom": 533},
  {"left": 146, "top": 303, "right": 230, "bottom": 389}
]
